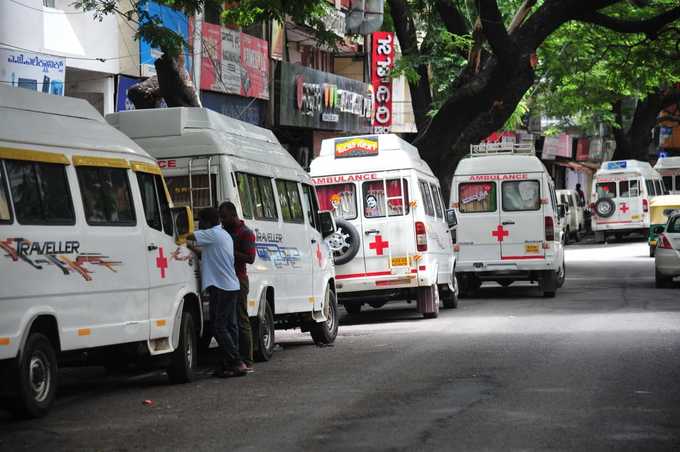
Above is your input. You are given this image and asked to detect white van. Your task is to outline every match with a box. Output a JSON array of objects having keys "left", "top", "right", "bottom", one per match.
[
  {"left": 450, "top": 143, "right": 565, "bottom": 297},
  {"left": 107, "top": 107, "right": 339, "bottom": 358},
  {"left": 309, "top": 134, "right": 458, "bottom": 319},
  {"left": 556, "top": 189, "right": 584, "bottom": 243},
  {"left": 0, "top": 87, "right": 200, "bottom": 418},
  {"left": 591, "top": 160, "right": 665, "bottom": 241},
  {"left": 655, "top": 156, "right": 680, "bottom": 194}
]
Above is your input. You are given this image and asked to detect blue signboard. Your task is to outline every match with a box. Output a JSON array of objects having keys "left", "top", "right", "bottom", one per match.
[
  {"left": 606, "top": 160, "right": 627, "bottom": 170},
  {"left": 139, "top": 1, "right": 191, "bottom": 77},
  {"left": 116, "top": 75, "right": 141, "bottom": 111}
]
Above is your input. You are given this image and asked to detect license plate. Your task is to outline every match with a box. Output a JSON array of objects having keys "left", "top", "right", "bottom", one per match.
[
  {"left": 391, "top": 256, "right": 408, "bottom": 267},
  {"left": 525, "top": 244, "right": 540, "bottom": 253},
  {"left": 632, "top": 214, "right": 641, "bottom": 220}
]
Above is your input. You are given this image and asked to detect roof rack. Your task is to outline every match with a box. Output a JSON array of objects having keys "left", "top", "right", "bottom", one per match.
[{"left": 470, "top": 142, "right": 535, "bottom": 156}]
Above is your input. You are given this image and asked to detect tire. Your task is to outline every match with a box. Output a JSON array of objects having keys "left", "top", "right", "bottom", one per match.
[
  {"left": 557, "top": 259, "right": 566, "bottom": 288},
  {"left": 458, "top": 274, "right": 480, "bottom": 298},
  {"left": 253, "top": 301, "right": 275, "bottom": 362},
  {"left": 167, "top": 311, "right": 197, "bottom": 384},
  {"left": 417, "top": 285, "right": 440, "bottom": 319},
  {"left": 441, "top": 282, "right": 459, "bottom": 309},
  {"left": 564, "top": 227, "right": 571, "bottom": 245},
  {"left": 541, "top": 270, "right": 558, "bottom": 298},
  {"left": 344, "top": 302, "right": 362, "bottom": 315},
  {"left": 655, "top": 270, "right": 673, "bottom": 289},
  {"left": 327, "top": 218, "right": 361, "bottom": 266},
  {"left": 12, "top": 333, "right": 58, "bottom": 419},
  {"left": 595, "top": 198, "right": 616, "bottom": 219},
  {"left": 649, "top": 246, "right": 656, "bottom": 258},
  {"left": 574, "top": 228, "right": 582, "bottom": 242},
  {"left": 310, "top": 287, "right": 339, "bottom": 345}
]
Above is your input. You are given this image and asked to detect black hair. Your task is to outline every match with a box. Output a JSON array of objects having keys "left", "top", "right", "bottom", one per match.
[
  {"left": 199, "top": 207, "right": 220, "bottom": 227},
  {"left": 219, "top": 201, "right": 238, "bottom": 216}
]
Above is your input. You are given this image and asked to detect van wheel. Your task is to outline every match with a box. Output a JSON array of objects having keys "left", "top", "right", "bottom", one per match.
[
  {"left": 459, "top": 275, "right": 480, "bottom": 298},
  {"left": 540, "top": 270, "right": 558, "bottom": 298},
  {"left": 418, "top": 285, "right": 440, "bottom": 319},
  {"left": 649, "top": 246, "right": 655, "bottom": 258},
  {"left": 328, "top": 218, "right": 361, "bottom": 266},
  {"left": 253, "top": 301, "right": 275, "bottom": 362},
  {"left": 310, "top": 287, "right": 339, "bottom": 345},
  {"left": 12, "top": 333, "right": 57, "bottom": 419},
  {"left": 344, "top": 303, "right": 362, "bottom": 315},
  {"left": 440, "top": 284, "right": 458, "bottom": 309},
  {"left": 557, "top": 260, "right": 566, "bottom": 288},
  {"left": 167, "top": 311, "right": 197, "bottom": 384},
  {"left": 574, "top": 229, "right": 581, "bottom": 242},
  {"left": 655, "top": 270, "right": 673, "bottom": 288}
]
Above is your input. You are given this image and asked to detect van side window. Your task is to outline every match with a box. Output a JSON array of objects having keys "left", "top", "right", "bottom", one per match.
[
  {"left": 248, "top": 175, "right": 278, "bottom": 221},
  {"left": 459, "top": 182, "right": 497, "bottom": 213},
  {"left": 502, "top": 180, "right": 540, "bottom": 211},
  {"left": 0, "top": 162, "right": 12, "bottom": 223},
  {"left": 276, "top": 179, "right": 304, "bottom": 223},
  {"left": 675, "top": 175, "right": 680, "bottom": 192},
  {"left": 663, "top": 176, "right": 672, "bottom": 192},
  {"left": 418, "top": 180, "right": 435, "bottom": 217},
  {"left": 235, "top": 172, "right": 253, "bottom": 219},
  {"left": 629, "top": 180, "right": 639, "bottom": 196},
  {"left": 302, "top": 184, "right": 320, "bottom": 230},
  {"left": 429, "top": 183, "right": 443, "bottom": 218},
  {"left": 137, "top": 172, "right": 163, "bottom": 232},
  {"left": 155, "top": 175, "right": 174, "bottom": 236},
  {"left": 363, "top": 179, "right": 410, "bottom": 218},
  {"left": 6, "top": 160, "right": 75, "bottom": 225},
  {"left": 316, "top": 183, "right": 357, "bottom": 220},
  {"left": 619, "top": 180, "right": 631, "bottom": 198},
  {"left": 596, "top": 182, "right": 616, "bottom": 199},
  {"left": 654, "top": 179, "right": 664, "bottom": 195},
  {"left": 77, "top": 167, "right": 136, "bottom": 226},
  {"left": 645, "top": 180, "right": 655, "bottom": 196}
]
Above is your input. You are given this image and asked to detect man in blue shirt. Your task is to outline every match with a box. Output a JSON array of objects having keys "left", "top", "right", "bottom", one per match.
[{"left": 187, "top": 208, "right": 245, "bottom": 378}]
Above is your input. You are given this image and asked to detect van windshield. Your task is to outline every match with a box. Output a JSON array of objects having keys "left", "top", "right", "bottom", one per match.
[
  {"left": 316, "top": 183, "right": 357, "bottom": 220},
  {"left": 596, "top": 182, "right": 616, "bottom": 199}
]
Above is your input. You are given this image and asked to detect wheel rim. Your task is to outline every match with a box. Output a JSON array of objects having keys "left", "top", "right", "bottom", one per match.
[
  {"left": 326, "top": 228, "right": 351, "bottom": 258},
  {"left": 262, "top": 307, "right": 274, "bottom": 351},
  {"left": 324, "top": 291, "right": 336, "bottom": 332},
  {"left": 184, "top": 323, "right": 194, "bottom": 369},
  {"left": 29, "top": 351, "right": 51, "bottom": 403}
]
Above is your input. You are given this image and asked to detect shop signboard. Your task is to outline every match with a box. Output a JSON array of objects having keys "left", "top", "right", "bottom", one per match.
[
  {"left": 575, "top": 137, "right": 590, "bottom": 161},
  {"left": 139, "top": 1, "right": 191, "bottom": 77},
  {"left": 200, "top": 24, "right": 269, "bottom": 99},
  {"left": 543, "top": 134, "right": 572, "bottom": 160},
  {"left": 0, "top": 48, "right": 65, "bottom": 95},
  {"left": 277, "top": 62, "right": 372, "bottom": 133},
  {"left": 371, "top": 31, "right": 394, "bottom": 133}
]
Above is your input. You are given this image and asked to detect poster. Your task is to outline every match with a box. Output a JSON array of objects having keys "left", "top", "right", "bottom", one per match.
[
  {"left": 371, "top": 31, "right": 394, "bottom": 133},
  {"left": 116, "top": 75, "right": 141, "bottom": 111},
  {"left": 200, "top": 22, "right": 223, "bottom": 92},
  {"left": 139, "top": 1, "right": 191, "bottom": 77},
  {"left": 0, "top": 48, "right": 65, "bottom": 95},
  {"left": 271, "top": 20, "right": 284, "bottom": 61},
  {"left": 240, "top": 33, "right": 269, "bottom": 99}
]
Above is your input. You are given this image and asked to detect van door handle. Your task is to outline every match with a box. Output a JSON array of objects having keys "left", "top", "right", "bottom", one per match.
[
  {"left": 365, "top": 229, "right": 380, "bottom": 235},
  {"left": 502, "top": 221, "right": 515, "bottom": 226},
  {"left": 147, "top": 244, "right": 158, "bottom": 251}
]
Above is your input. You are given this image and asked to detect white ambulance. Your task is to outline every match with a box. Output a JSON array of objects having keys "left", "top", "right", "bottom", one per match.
[
  {"left": 107, "top": 107, "right": 339, "bottom": 358},
  {"left": 0, "top": 87, "right": 200, "bottom": 418},
  {"left": 591, "top": 160, "right": 665, "bottom": 241},
  {"left": 309, "top": 134, "right": 458, "bottom": 319},
  {"left": 655, "top": 156, "right": 680, "bottom": 194},
  {"left": 450, "top": 143, "right": 565, "bottom": 297}
]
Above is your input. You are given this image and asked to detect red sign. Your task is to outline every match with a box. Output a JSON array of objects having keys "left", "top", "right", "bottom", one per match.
[
  {"left": 369, "top": 235, "right": 390, "bottom": 255},
  {"left": 156, "top": 247, "right": 168, "bottom": 279},
  {"left": 576, "top": 138, "right": 590, "bottom": 161},
  {"left": 312, "top": 173, "right": 379, "bottom": 185},
  {"left": 491, "top": 225, "right": 509, "bottom": 242},
  {"left": 371, "top": 32, "right": 394, "bottom": 133},
  {"left": 240, "top": 33, "right": 269, "bottom": 99}
]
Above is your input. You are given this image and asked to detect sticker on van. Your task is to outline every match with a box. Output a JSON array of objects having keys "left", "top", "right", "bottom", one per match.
[{"left": 334, "top": 136, "right": 379, "bottom": 158}]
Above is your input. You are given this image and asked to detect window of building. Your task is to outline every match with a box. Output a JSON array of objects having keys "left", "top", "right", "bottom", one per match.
[
  {"left": 6, "top": 160, "right": 75, "bottom": 225},
  {"left": 276, "top": 179, "right": 304, "bottom": 223},
  {"left": 363, "top": 179, "right": 410, "bottom": 218},
  {"left": 315, "top": 183, "right": 357, "bottom": 220},
  {"left": 459, "top": 182, "right": 497, "bottom": 213},
  {"left": 137, "top": 172, "right": 163, "bottom": 232},
  {"left": 502, "top": 180, "right": 541, "bottom": 211},
  {"left": 77, "top": 167, "right": 135, "bottom": 226}
]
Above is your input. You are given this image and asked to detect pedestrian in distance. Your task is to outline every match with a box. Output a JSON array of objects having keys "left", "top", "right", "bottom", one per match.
[
  {"left": 220, "top": 201, "right": 256, "bottom": 373},
  {"left": 575, "top": 183, "right": 586, "bottom": 207},
  {"left": 187, "top": 207, "right": 246, "bottom": 378}
]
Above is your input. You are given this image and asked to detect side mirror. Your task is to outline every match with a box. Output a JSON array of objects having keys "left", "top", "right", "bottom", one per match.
[
  {"left": 172, "top": 206, "right": 195, "bottom": 244},
  {"left": 557, "top": 205, "right": 566, "bottom": 219},
  {"left": 653, "top": 225, "right": 665, "bottom": 235},
  {"left": 445, "top": 208, "right": 458, "bottom": 228},
  {"left": 318, "top": 211, "right": 336, "bottom": 238}
]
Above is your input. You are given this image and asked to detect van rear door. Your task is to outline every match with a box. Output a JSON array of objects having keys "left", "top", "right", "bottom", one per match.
[
  {"left": 617, "top": 177, "right": 643, "bottom": 223},
  {"left": 455, "top": 178, "right": 501, "bottom": 262},
  {"left": 499, "top": 176, "right": 545, "bottom": 260}
]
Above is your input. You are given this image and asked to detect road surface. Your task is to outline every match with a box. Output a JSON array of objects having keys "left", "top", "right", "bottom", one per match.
[{"left": 2, "top": 239, "right": 680, "bottom": 451}]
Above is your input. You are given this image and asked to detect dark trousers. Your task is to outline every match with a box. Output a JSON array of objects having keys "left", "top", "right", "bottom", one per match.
[
  {"left": 208, "top": 286, "right": 240, "bottom": 367},
  {"left": 238, "top": 276, "right": 254, "bottom": 366}
]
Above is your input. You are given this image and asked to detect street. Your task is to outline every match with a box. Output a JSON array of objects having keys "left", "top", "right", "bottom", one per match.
[{"left": 2, "top": 239, "right": 680, "bottom": 451}]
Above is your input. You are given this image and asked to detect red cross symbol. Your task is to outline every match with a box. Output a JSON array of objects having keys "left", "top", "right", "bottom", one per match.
[
  {"left": 369, "top": 235, "right": 390, "bottom": 255},
  {"left": 619, "top": 202, "right": 629, "bottom": 213},
  {"left": 491, "top": 225, "right": 509, "bottom": 242},
  {"left": 155, "top": 247, "right": 168, "bottom": 279},
  {"left": 315, "top": 243, "right": 324, "bottom": 267}
]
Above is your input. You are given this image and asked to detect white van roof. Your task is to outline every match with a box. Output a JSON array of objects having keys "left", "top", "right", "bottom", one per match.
[
  {"left": 311, "top": 134, "right": 434, "bottom": 177},
  {"left": 106, "top": 107, "right": 302, "bottom": 171},
  {"left": 454, "top": 154, "right": 547, "bottom": 176},
  {"left": 596, "top": 160, "right": 659, "bottom": 177},
  {"left": 0, "top": 85, "right": 152, "bottom": 159},
  {"left": 654, "top": 156, "right": 680, "bottom": 170}
]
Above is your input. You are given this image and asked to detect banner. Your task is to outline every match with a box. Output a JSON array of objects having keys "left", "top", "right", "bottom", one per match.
[
  {"left": 139, "top": 1, "right": 191, "bottom": 77},
  {"left": 270, "top": 21, "right": 285, "bottom": 61},
  {"left": 371, "top": 31, "right": 394, "bottom": 133},
  {"left": 200, "top": 24, "right": 269, "bottom": 99},
  {"left": 542, "top": 134, "right": 572, "bottom": 160},
  {"left": 0, "top": 48, "right": 65, "bottom": 95}
]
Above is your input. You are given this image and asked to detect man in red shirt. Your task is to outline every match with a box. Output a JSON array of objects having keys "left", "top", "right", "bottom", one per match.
[{"left": 219, "top": 202, "right": 256, "bottom": 372}]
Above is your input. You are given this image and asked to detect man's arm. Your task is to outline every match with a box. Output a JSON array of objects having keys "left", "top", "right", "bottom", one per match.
[{"left": 235, "top": 230, "right": 256, "bottom": 265}]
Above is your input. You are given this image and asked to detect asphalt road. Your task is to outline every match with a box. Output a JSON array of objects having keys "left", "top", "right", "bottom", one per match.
[{"left": 2, "top": 239, "right": 680, "bottom": 451}]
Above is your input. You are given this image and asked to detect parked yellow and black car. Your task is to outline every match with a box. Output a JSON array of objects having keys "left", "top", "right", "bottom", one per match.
[{"left": 648, "top": 195, "right": 680, "bottom": 256}]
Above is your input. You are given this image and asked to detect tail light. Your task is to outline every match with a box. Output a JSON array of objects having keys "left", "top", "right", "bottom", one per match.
[
  {"left": 658, "top": 233, "right": 673, "bottom": 249},
  {"left": 545, "top": 216, "right": 555, "bottom": 241},
  {"left": 415, "top": 221, "right": 427, "bottom": 251},
  {"left": 643, "top": 198, "right": 649, "bottom": 213}
]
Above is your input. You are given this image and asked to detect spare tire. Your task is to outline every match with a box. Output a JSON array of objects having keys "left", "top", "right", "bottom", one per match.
[
  {"left": 595, "top": 198, "right": 616, "bottom": 218},
  {"left": 326, "top": 218, "right": 361, "bottom": 266}
]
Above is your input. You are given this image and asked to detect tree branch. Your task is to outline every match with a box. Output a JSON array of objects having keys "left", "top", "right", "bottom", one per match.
[
  {"left": 435, "top": 0, "right": 470, "bottom": 36},
  {"left": 578, "top": 6, "right": 680, "bottom": 37},
  {"left": 475, "top": 0, "right": 518, "bottom": 63},
  {"left": 508, "top": 0, "right": 538, "bottom": 33}
]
